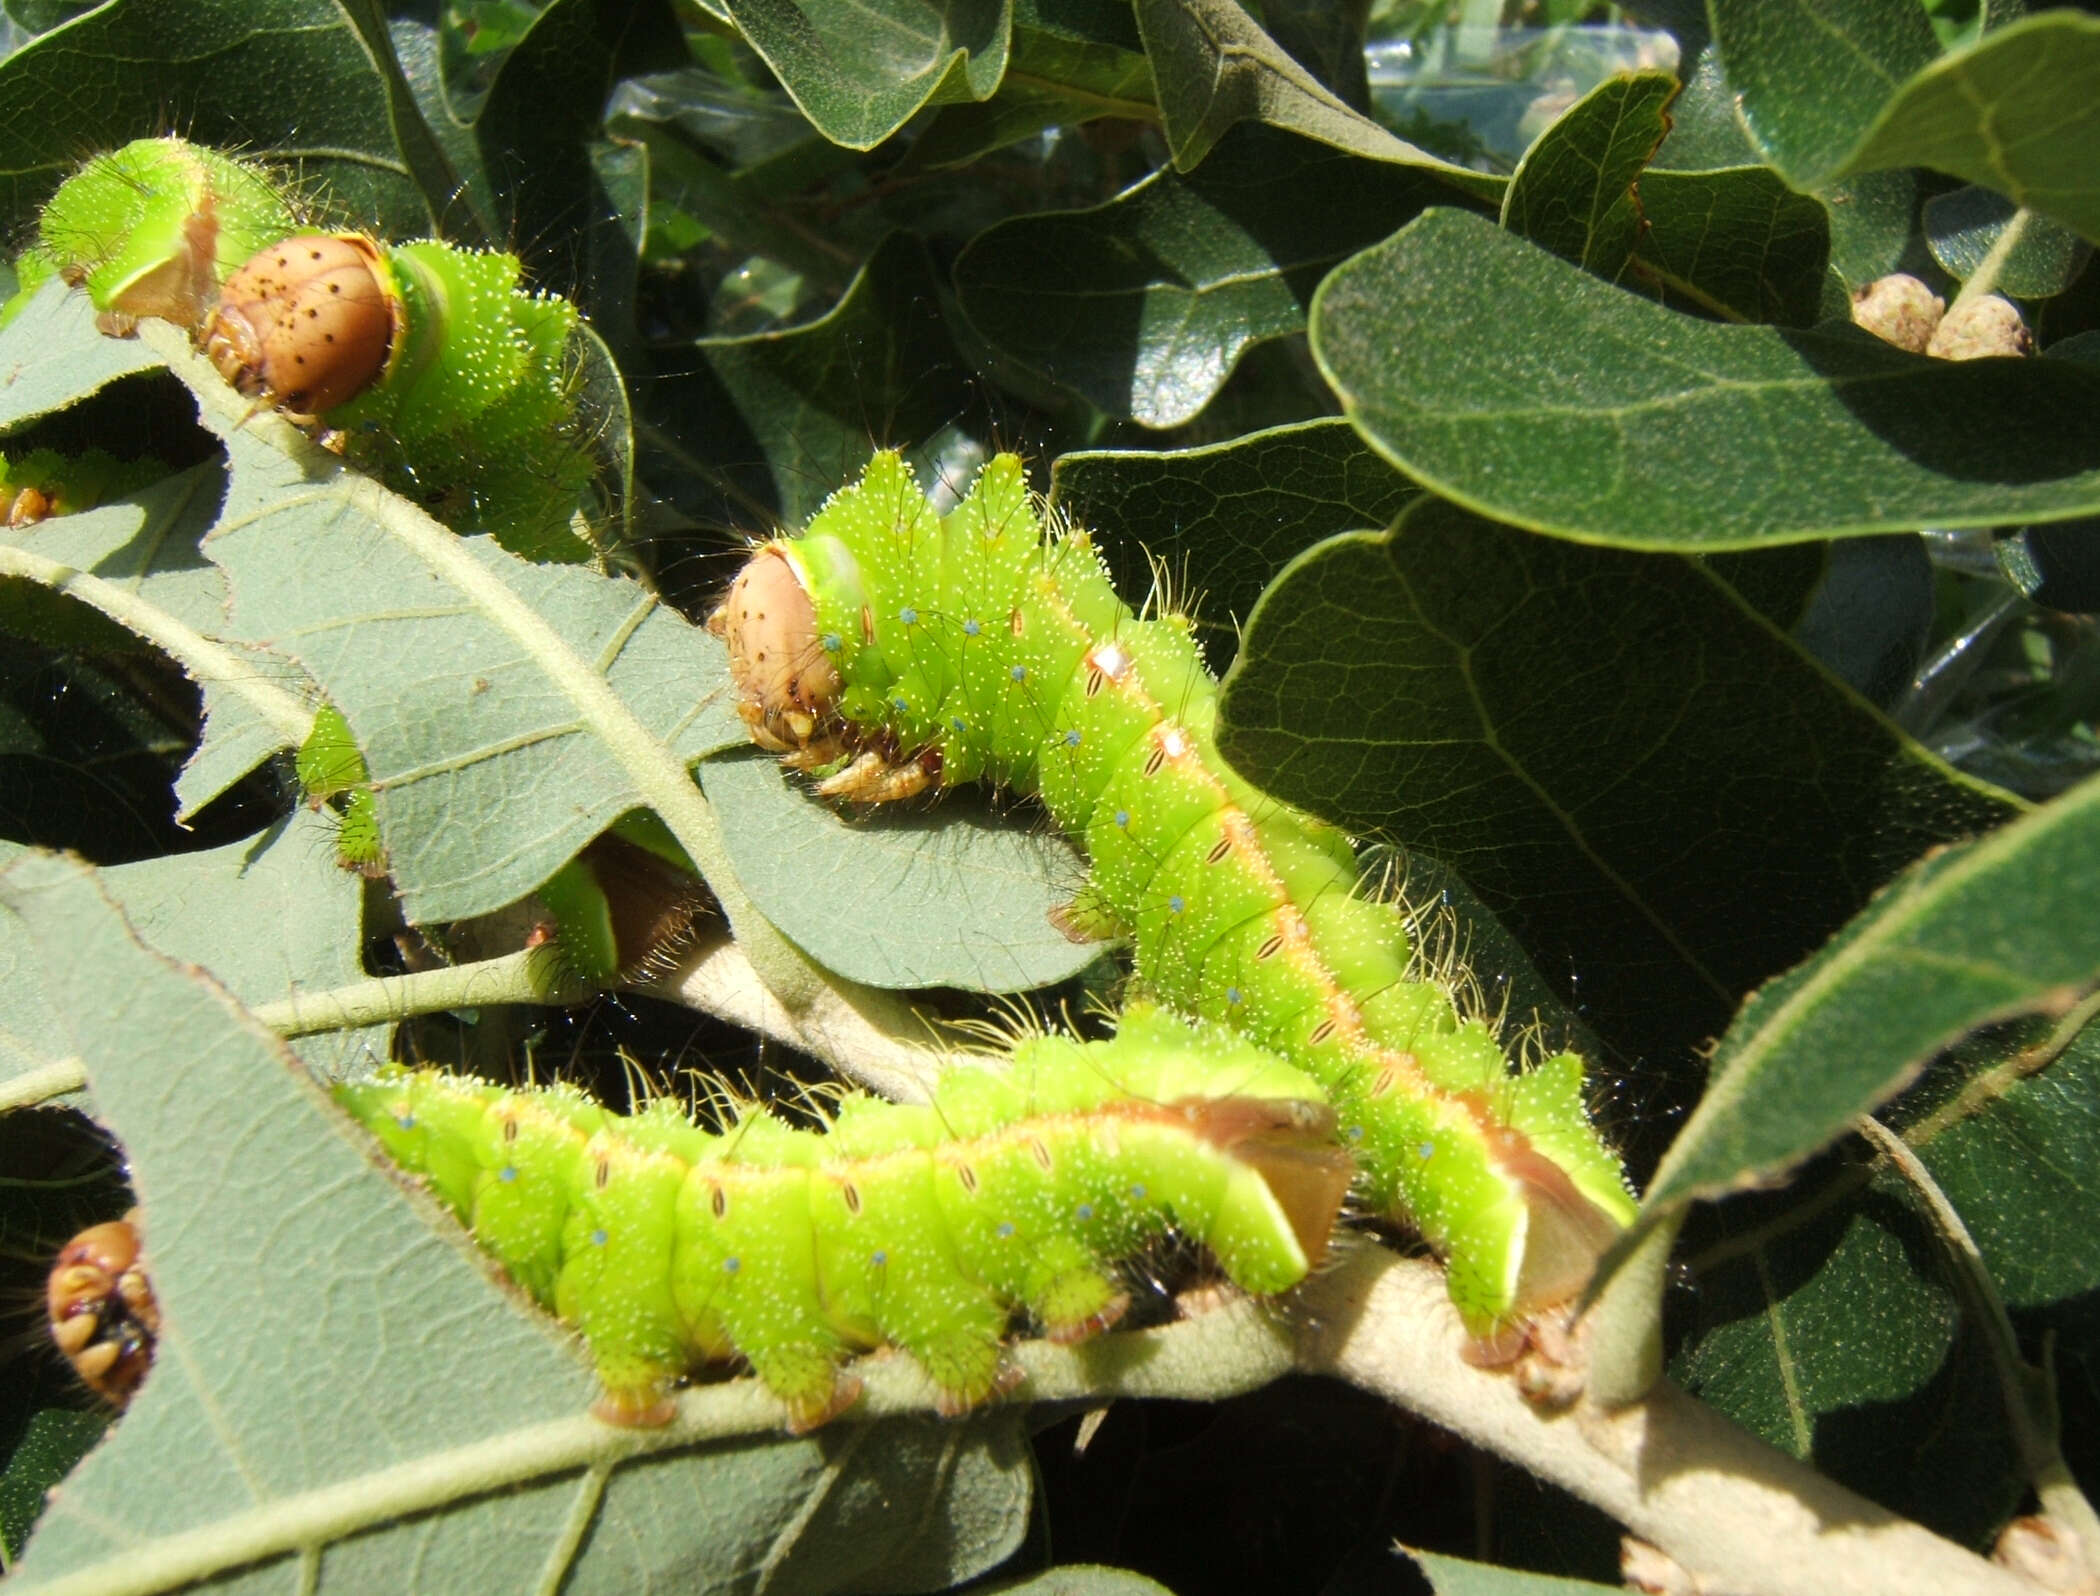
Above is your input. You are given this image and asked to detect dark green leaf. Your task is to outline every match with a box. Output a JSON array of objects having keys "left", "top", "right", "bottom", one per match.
[
  {"left": 1646, "top": 771, "right": 2100, "bottom": 1213},
  {"left": 1214, "top": 496, "right": 2017, "bottom": 1092},
  {"left": 1633, "top": 166, "right": 1832, "bottom": 326},
  {"left": 1130, "top": 0, "right": 1497, "bottom": 192},
  {"left": 1311, "top": 208, "right": 2100, "bottom": 548},
  {"left": 1711, "top": 0, "right": 1941, "bottom": 192},
  {"left": 1717, "top": 3, "right": 2100, "bottom": 248},
  {"left": 1925, "top": 186, "right": 2092, "bottom": 299},
  {"left": 1049, "top": 419, "right": 1420, "bottom": 663},
  {"left": 1894, "top": 1015, "right": 2100, "bottom": 1309},
  {"left": 723, "top": 0, "right": 1013, "bottom": 150},
  {"left": 701, "top": 234, "right": 975, "bottom": 524},
  {"left": 909, "top": 0, "right": 1155, "bottom": 168},
  {"left": 0, "top": 0, "right": 429, "bottom": 236},
  {"left": 465, "top": 0, "right": 688, "bottom": 308},
  {"left": 1501, "top": 71, "right": 1676, "bottom": 281},
  {"left": 1670, "top": 1171, "right": 2022, "bottom": 1547},
  {"left": 955, "top": 124, "right": 1453, "bottom": 426}
]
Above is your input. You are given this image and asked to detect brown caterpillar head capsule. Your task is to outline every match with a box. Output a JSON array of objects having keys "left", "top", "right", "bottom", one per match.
[
  {"left": 202, "top": 233, "right": 398, "bottom": 417},
  {"left": 46, "top": 1209, "right": 160, "bottom": 1407},
  {"left": 708, "top": 545, "right": 842, "bottom": 754}
]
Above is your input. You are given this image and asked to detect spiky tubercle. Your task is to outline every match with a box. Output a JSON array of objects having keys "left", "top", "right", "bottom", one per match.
[
  {"left": 710, "top": 452, "right": 1637, "bottom": 1343},
  {"left": 336, "top": 1004, "right": 1351, "bottom": 1430}
]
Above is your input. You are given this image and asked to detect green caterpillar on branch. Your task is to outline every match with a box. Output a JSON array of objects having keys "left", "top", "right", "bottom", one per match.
[
  {"left": 710, "top": 452, "right": 1637, "bottom": 1350},
  {"left": 9, "top": 137, "right": 602, "bottom": 561},
  {"left": 336, "top": 1005, "right": 1351, "bottom": 1429}
]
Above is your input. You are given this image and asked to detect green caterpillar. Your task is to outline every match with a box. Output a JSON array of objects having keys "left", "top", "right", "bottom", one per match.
[
  {"left": 0, "top": 448, "right": 164, "bottom": 528},
  {"left": 710, "top": 452, "right": 1637, "bottom": 1347},
  {"left": 10, "top": 137, "right": 600, "bottom": 561},
  {"left": 336, "top": 1006, "right": 1351, "bottom": 1429}
]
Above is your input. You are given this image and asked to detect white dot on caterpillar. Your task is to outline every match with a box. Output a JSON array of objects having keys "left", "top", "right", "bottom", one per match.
[{"left": 1157, "top": 726, "right": 1192, "bottom": 760}]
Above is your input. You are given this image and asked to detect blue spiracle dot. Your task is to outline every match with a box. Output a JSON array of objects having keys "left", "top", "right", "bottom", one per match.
[
  {"left": 1128, "top": 1183, "right": 1147, "bottom": 1200},
  {"left": 1167, "top": 895, "right": 1185, "bottom": 915},
  {"left": 1346, "top": 1124, "right": 1365, "bottom": 1143},
  {"left": 822, "top": 632, "right": 842, "bottom": 652},
  {"left": 871, "top": 1249, "right": 888, "bottom": 1266},
  {"left": 1226, "top": 986, "right": 1243, "bottom": 1006},
  {"left": 891, "top": 697, "right": 909, "bottom": 714},
  {"left": 996, "top": 1221, "right": 1016, "bottom": 1239},
  {"left": 1010, "top": 664, "right": 1027, "bottom": 682},
  {"left": 1114, "top": 809, "right": 1130, "bottom": 829},
  {"left": 394, "top": 1112, "right": 415, "bottom": 1130},
  {"left": 1064, "top": 729, "right": 1082, "bottom": 746},
  {"left": 1417, "top": 1142, "right": 1436, "bottom": 1161},
  {"left": 963, "top": 618, "right": 981, "bottom": 637},
  {"left": 899, "top": 606, "right": 918, "bottom": 624},
  {"left": 951, "top": 716, "right": 968, "bottom": 734},
  {"left": 499, "top": 1165, "right": 518, "bottom": 1184},
  {"left": 723, "top": 1256, "right": 740, "bottom": 1274},
  {"left": 1074, "top": 1202, "right": 1094, "bottom": 1221},
  {"left": 591, "top": 1228, "right": 609, "bottom": 1247}
]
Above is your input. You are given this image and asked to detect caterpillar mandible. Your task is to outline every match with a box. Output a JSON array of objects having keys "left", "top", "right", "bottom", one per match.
[
  {"left": 337, "top": 1006, "right": 1351, "bottom": 1430},
  {"left": 11, "top": 138, "right": 604, "bottom": 561},
  {"left": 709, "top": 452, "right": 1638, "bottom": 1348}
]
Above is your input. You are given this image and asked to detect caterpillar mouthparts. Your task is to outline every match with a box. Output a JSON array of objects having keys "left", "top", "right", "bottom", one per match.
[
  {"left": 709, "top": 452, "right": 1638, "bottom": 1347},
  {"left": 46, "top": 1209, "right": 159, "bottom": 1407}
]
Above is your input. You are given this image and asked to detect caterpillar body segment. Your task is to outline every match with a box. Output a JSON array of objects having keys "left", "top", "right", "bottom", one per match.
[
  {"left": 710, "top": 452, "right": 1636, "bottom": 1341},
  {"left": 336, "top": 1005, "right": 1351, "bottom": 1430},
  {"left": 0, "top": 448, "right": 165, "bottom": 527},
  {"left": 7, "top": 138, "right": 298, "bottom": 332}
]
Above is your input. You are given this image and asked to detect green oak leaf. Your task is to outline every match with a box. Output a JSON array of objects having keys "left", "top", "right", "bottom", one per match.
[
  {"left": 955, "top": 124, "right": 1456, "bottom": 427},
  {"left": 1311, "top": 208, "right": 2100, "bottom": 548},
  {"left": 1213, "top": 494, "right": 2017, "bottom": 1095},
  {"left": 1501, "top": 70, "right": 1676, "bottom": 282},
  {"left": 1715, "top": 2, "right": 2100, "bottom": 247},
  {"left": 1645, "top": 769, "right": 2100, "bottom": 1214},
  {"left": 722, "top": 0, "right": 1013, "bottom": 150}
]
